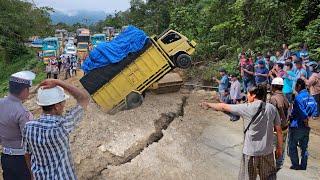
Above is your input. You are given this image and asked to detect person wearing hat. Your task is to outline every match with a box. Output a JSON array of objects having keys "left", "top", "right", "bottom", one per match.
[
  {"left": 0, "top": 71, "right": 36, "bottom": 180},
  {"left": 22, "top": 79, "right": 89, "bottom": 179},
  {"left": 269, "top": 77, "right": 290, "bottom": 171},
  {"left": 301, "top": 62, "right": 320, "bottom": 117},
  {"left": 297, "top": 43, "right": 309, "bottom": 62},
  {"left": 255, "top": 60, "right": 269, "bottom": 85},
  {"left": 213, "top": 68, "right": 229, "bottom": 103},
  {"left": 294, "top": 58, "right": 307, "bottom": 79}
]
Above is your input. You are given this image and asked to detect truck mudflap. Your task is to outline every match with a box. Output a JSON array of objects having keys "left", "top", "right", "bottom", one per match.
[{"left": 80, "top": 39, "right": 152, "bottom": 95}]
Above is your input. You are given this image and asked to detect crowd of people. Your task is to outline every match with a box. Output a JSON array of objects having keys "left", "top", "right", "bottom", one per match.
[
  {"left": 202, "top": 43, "right": 319, "bottom": 179},
  {"left": 45, "top": 54, "right": 79, "bottom": 80}
]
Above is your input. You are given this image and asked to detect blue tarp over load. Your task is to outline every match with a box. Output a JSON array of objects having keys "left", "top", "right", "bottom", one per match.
[{"left": 82, "top": 25, "right": 148, "bottom": 73}]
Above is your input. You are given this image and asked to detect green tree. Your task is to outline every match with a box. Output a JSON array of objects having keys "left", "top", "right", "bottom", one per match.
[{"left": 0, "top": 0, "right": 52, "bottom": 63}]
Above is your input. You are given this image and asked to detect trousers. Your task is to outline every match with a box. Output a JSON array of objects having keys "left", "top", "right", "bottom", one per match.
[
  {"left": 288, "top": 127, "right": 310, "bottom": 170},
  {"left": 238, "top": 153, "right": 276, "bottom": 180},
  {"left": 274, "top": 131, "right": 288, "bottom": 169},
  {"left": 312, "top": 94, "right": 320, "bottom": 117},
  {"left": 1, "top": 153, "right": 31, "bottom": 180}
]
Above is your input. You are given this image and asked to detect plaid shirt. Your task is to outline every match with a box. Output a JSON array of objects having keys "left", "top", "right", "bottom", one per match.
[{"left": 23, "top": 105, "right": 84, "bottom": 180}]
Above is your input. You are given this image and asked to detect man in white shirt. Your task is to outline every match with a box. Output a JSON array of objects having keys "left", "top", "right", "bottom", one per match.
[
  {"left": 229, "top": 74, "right": 241, "bottom": 104},
  {"left": 225, "top": 74, "right": 242, "bottom": 121}
]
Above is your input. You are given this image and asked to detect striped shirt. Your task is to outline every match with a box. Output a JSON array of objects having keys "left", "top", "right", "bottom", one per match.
[{"left": 22, "top": 105, "right": 84, "bottom": 180}]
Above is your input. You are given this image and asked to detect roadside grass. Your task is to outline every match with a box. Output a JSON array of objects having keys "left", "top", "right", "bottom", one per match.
[{"left": 0, "top": 50, "right": 45, "bottom": 97}]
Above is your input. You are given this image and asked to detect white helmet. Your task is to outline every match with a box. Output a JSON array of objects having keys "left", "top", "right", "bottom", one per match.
[
  {"left": 271, "top": 77, "right": 284, "bottom": 86},
  {"left": 37, "top": 86, "right": 69, "bottom": 106}
]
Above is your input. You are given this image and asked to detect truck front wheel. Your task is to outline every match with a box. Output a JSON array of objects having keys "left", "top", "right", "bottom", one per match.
[{"left": 175, "top": 54, "right": 191, "bottom": 69}]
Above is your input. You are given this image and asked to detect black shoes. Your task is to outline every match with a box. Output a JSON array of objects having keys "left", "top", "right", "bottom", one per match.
[{"left": 290, "top": 166, "right": 300, "bottom": 170}]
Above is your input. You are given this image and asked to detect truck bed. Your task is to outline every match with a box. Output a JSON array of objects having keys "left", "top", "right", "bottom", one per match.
[
  {"left": 91, "top": 38, "right": 174, "bottom": 112},
  {"left": 80, "top": 39, "right": 152, "bottom": 94}
]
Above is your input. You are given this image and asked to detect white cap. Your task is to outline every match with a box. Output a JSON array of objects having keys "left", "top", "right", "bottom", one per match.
[
  {"left": 10, "top": 71, "right": 36, "bottom": 86},
  {"left": 271, "top": 77, "right": 284, "bottom": 86},
  {"left": 37, "top": 86, "right": 69, "bottom": 106}
]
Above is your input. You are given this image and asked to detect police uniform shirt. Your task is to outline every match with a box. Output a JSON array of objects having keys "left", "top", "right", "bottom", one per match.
[
  {"left": 0, "top": 95, "right": 33, "bottom": 148},
  {"left": 0, "top": 71, "right": 35, "bottom": 149}
]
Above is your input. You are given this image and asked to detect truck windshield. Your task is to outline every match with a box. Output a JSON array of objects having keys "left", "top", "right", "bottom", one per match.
[
  {"left": 78, "top": 44, "right": 88, "bottom": 49},
  {"left": 43, "top": 41, "right": 57, "bottom": 48},
  {"left": 161, "top": 32, "right": 181, "bottom": 44},
  {"left": 92, "top": 36, "right": 105, "bottom": 42},
  {"left": 43, "top": 51, "right": 56, "bottom": 57},
  {"left": 77, "top": 36, "right": 90, "bottom": 42}
]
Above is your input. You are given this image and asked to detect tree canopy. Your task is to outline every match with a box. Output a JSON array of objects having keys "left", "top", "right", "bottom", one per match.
[{"left": 0, "top": 0, "right": 52, "bottom": 63}]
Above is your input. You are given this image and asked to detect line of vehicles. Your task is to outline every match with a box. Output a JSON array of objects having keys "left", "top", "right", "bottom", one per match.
[{"left": 30, "top": 26, "right": 118, "bottom": 64}]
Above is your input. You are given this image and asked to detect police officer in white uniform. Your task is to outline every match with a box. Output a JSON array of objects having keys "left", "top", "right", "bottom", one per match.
[{"left": 0, "top": 71, "right": 35, "bottom": 180}]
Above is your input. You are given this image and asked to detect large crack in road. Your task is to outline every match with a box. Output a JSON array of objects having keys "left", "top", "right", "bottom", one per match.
[{"left": 82, "top": 96, "right": 188, "bottom": 180}]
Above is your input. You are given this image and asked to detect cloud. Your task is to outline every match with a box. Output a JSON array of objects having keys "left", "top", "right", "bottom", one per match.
[{"left": 32, "top": 0, "right": 130, "bottom": 13}]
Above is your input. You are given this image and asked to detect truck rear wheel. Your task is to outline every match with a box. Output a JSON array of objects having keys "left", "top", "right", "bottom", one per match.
[
  {"left": 175, "top": 54, "right": 191, "bottom": 69},
  {"left": 125, "top": 92, "right": 144, "bottom": 110}
]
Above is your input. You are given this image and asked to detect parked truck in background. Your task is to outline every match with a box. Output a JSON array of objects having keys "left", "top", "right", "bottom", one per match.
[
  {"left": 76, "top": 28, "right": 90, "bottom": 44},
  {"left": 55, "top": 29, "right": 68, "bottom": 46},
  {"left": 77, "top": 42, "right": 89, "bottom": 61},
  {"left": 76, "top": 28, "right": 90, "bottom": 61},
  {"left": 91, "top": 34, "right": 106, "bottom": 47},
  {"left": 42, "top": 37, "right": 60, "bottom": 64}
]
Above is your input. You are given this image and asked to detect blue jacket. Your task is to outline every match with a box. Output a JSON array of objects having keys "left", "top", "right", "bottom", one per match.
[{"left": 290, "top": 89, "right": 318, "bottom": 128}]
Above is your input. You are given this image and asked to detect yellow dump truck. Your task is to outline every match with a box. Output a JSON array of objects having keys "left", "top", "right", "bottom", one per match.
[
  {"left": 82, "top": 29, "right": 196, "bottom": 114},
  {"left": 77, "top": 42, "right": 89, "bottom": 61}
]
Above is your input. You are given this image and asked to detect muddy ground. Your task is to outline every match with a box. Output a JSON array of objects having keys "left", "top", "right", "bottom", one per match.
[{"left": 1, "top": 73, "right": 320, "bottom": 180}]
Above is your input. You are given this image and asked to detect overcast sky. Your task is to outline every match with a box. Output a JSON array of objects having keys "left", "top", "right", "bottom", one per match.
[{"left": 32, "top": 0, "right": 131, "bottom": 13}]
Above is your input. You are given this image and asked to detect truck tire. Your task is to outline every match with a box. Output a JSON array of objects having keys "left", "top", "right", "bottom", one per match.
[
  {"left": 175, "top": 54, "right": 191, "bottom": 69},
  {"left": 126, "top": 92, "right": 144, "bottom": 110}
]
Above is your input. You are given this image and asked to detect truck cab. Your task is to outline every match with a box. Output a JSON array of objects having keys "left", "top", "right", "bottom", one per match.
[
  {"left": 42, "top": 50, "right": 57, "bottom": 64},
  {"left": 91, "top": 34, "right": 106, "bottom": 47},
  {"left": 155, "top": 29, "right": 196, "bottom": 69},
  {"left": 77, "top": 42, "right": 89, "bottom": 61},
  {"left": 42, "top": 37, "right": 60, "bottom": 63}
]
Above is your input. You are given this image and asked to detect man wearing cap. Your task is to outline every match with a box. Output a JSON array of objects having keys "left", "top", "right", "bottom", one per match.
[
  {"left": 22, "top": 79, "right": 89, "bottom": 179},
  {"left": 213, "top": 68, "right": 229, "bottom": 103},
  {"left": 294, "top": 59, "right": 308, "bottom": 79},
  {"left": 255, "top": 60, "right": 269, "bottom": 85},
  {"left": 269, "top": 78, "right": 290, "bottom": 171},
  {"left": 0, "top": 71, "right": 36, "bottom": 180}
]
